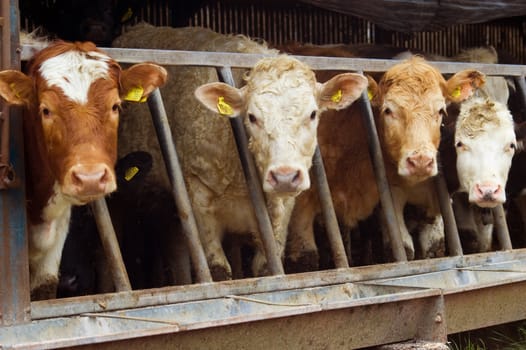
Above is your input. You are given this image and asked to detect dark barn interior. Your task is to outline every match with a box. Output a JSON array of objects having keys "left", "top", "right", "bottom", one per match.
[{"left": 19, "top": 1, "right": 526, "bottom": 63}]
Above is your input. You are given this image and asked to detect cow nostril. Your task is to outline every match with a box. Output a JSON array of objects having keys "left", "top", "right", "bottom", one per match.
[
  {"left": 71, "top": 171, "right": 83, "bottom": 187},
  {"left": 292, "top": 171, "right": 301, "bottom": 184},
  {"left": 268, "top": 168, "right": 303, "bottom": 190},
  {"left": 71, "top": 169, "right": 107, "bottom": 187},
  {"left": 476, "top": 183, "right": 501, "bottom": 199},
  {"left": 99, "top": 168, "right": 109, "bottom": 184},
  {"left": 407, "top": 155, "right": 433, "bottom": 169}
]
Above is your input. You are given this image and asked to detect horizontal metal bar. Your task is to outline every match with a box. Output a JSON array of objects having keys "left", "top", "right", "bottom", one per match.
[
  {"left": 2, "top": 283, "right": 445, "bottom": 349},
  {"left": 20, "top": 44, "right": 526, "bottom": 76},
  {"left": 9, "top": 255, "right": 526, "bottom": 348},
  {"left": 30, "top": 249, "right": 526, "bottom": 320}
]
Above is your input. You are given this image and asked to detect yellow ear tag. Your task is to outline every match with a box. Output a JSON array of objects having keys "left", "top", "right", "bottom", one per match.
[
  {"left": 331, "top": 89, "right": 342, "bottom": 103},
  {"left": 451, "top": 86, "right": 461, "bottom": 98},
  {"left": 367, "top": 89, "right": 373, "bottom": 101},
  {"left": 9, "top": 83, "right": 20, "bottom": 99},
  {"left": 217, "top": 96, "right": 234, "bottom": 115},
  {"left": 124, "top": 166, "right": 139, "bottom": 181},
  {"left": 124, "top": 86, "right": 144, "bottom": 102}
]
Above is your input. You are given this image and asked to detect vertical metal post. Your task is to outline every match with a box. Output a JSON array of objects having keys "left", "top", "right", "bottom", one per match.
[
  {"left": 90, "top": 199, "right": 131, "bottom": 292},
  {"left": 147, "top": 88, "right": 213, "bottom": 283},
  {"left": 434, "top": 168, "right": 463, "bottom": 256},
  {"left": 312, "top": 146, "right": 349, "bottom": 268},
  {"left": 216, "top": 66, "right": 284, "bottom": 276},
  {"left": 357, "top": 87, "right": 407, "bottom": 262},
  {"left": 0, "top": 0, "right": 31, "bottom": 325},
  {"left": 513, "top": 76, "right": 526, "bottom": 121},
  {"left": 493, "top": 204, "right": 512, "bottom": 250}
]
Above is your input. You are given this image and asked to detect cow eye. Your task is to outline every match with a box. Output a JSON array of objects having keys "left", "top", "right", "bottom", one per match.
[
  {"left": 510, "top": 143, "right": 517, "bottom": 150},
  {"left": 112, "top": 103, "right": 120, "bottom": 112},
  {"left": 310, "top": 111, "right": 316, "bottom": 120},
  {"left": 439, "top": 108, "right": 447, "bottom": 118},
  {"left": 41, "top": 107, "right": 51, "bottom": 118},
  {"left": 248, "top": 113, "right": 257, "bottom": 124},
  {"left": 456, "top": 141, "right": 463, "bottom": 148},
  {"left": 384, "top": 107, "right": 392, "bottom": 115}
]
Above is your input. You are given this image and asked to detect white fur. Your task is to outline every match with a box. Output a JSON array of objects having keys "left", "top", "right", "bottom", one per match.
[
  {"left": 39, "top": 50, "right": 110, "bottom": 104},
  {"left": 455, "top": 98, "right": 516, "bottom": 206},
  {"left": 28, "top": 182, "right": 72, "bottom": 290}
]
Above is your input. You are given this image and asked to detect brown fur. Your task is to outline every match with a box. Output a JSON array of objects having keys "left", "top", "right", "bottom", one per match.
[
  {"left": 0, "top": 40, "right": 167, "bottom": 298},
  {"left": 283, "top": 47, "right": 482, "bottom": 268}
]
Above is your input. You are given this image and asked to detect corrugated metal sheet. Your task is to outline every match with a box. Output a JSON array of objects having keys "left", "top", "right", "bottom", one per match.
[
  {"left": 133, "top": 1, "right": 526, "bottom": 63},
  {"left": 300, "top": 0, "right": 526, "bottom": 32}
]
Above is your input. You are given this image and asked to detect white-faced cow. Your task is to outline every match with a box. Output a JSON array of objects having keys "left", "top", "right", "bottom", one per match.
[
  {"left": 441, "top": 92, "right": 517, "bottom": 252},
  {"left": 112, "top": 24, "right": 368, "bottom": 280},
  {"left": 283, "top": 53, "right": 483, "bottom": 270},
  {"left": 454, "top": 97, "right": 516, "bottom": 207},
  {"left": 0, "top": 40, "right": 167, "bottom": 299}
]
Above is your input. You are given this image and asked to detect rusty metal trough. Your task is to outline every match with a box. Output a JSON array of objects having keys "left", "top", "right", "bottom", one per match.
[{"left": 2, "top": 250, "right": 526, "bottom": 349}]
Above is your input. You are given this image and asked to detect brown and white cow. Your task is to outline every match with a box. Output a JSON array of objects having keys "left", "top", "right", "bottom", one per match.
[
  {"left": 112, "top": 24, "right": 368, "bottom": 280},
  {"left": 285, "top": 55, "right": 483, "bottom": 270},
  {"left": 0, "top": 40, "right": 167, "bottom": 299},
  {"left": 441, "top": 90, "right": 516, "bottom": 252}
]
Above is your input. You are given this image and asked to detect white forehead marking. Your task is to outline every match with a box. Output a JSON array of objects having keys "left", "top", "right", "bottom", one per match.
[{"left": 39, "top": 50, "right": 111, "bottom": 104}]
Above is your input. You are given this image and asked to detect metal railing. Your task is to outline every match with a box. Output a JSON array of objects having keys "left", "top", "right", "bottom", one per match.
[{"left": 3, "top": 44, "right": 523, "bottom": 325}]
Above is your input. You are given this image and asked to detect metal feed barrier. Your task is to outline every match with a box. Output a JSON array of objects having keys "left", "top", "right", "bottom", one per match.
[{"left": 2, "top": 16, "right": 526, "bottom": 349}]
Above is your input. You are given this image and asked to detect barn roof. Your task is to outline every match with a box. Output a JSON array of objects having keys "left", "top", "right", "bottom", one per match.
[{"left": 297, "top": 0, "right": 526, "bottom": 32}]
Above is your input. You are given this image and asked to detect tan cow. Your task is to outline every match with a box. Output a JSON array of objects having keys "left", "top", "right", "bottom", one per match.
[
  {"left": 113, "top": 24, "right": 368, "bottom": 280},
  {"left": 285, "top": 55, "right": 483, "bottom": 270},
  {"left": 0, "top": 40, "right": 167, "bottom": 299}
]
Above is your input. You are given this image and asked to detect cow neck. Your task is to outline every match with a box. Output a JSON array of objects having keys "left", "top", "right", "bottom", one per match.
[{"left": 22, "top": 107, "right": 61, "bottom": 225}]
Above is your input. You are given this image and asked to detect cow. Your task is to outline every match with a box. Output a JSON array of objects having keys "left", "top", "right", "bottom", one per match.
[
  {"left": 0, "top": 40, "right": 167, "bottom": 300},
  {"left": 282, "top": 53, "right": 483, "bottom": 271},
  {"left": 440, "top": 95, "right": 517, "bottom": 252},
  {"left": 112, "top": 23, "right": 368, "bottom": 280},
  {"left": 428, "top": 47, "right": 518, "bottom": 253}
]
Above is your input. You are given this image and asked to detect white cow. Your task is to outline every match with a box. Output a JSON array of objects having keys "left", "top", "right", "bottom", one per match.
[
  {"left": 455, "top": 96, "right": 516, "bottom": 207},
  {"left": 113, "top": 24, "right": 368, "bottom": 280}
]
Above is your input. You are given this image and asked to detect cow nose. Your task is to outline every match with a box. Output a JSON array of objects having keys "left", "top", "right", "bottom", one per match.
[
  {"left": 474, "top": 183, "right": 502, "bottom": 202},
  {"left": 67, "top": 164, "right": 115, "bottom": 197},
  {"left": 406, "top": 154, "right": 434, "bottom": 176},
  {"left": 267, "top": 166, "right": 303, "bottom": 192}
]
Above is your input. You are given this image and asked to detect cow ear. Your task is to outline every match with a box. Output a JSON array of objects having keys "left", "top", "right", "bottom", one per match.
[
  {"left": 0, "top": 70, "right": 35, "bottom": 106},
  {"left": 194, "top": 82, "right": 245, "bottom": 118},
  {"left": 120, "top": 63, "right": 168, "bottom": 102},
  {"left": 317, "top": 72, "right": 368, "bottom": 111},
  {"left": 445, "top": 70, "right": 485, "bottom": 103}
]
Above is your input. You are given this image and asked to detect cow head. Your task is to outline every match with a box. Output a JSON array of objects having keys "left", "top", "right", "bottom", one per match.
[
  {"left": 0, "top": 41, "right": 167, "bottom": 206},
  {"left": 195, "top": 55, "right": 367, "bottom": 193},
  {"left": 455, "top": 97, "right": 516, "bottom": 207},
  {"left": 369, "top": 56, "right": 484, "bottom": 185}
]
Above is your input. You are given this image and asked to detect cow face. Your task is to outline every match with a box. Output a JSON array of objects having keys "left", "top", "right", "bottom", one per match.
[
  {"left": 195, "top": 55, "right": 367, "bottom": 193},
  {"left": 455, "top": 97, "right": 516, "bottom": 207},
  {"left": 0, "top": 41, "right": 167, "bottom": 205},
  {"left": 369, "top": 56, "right": 484, "bottom": 185}
]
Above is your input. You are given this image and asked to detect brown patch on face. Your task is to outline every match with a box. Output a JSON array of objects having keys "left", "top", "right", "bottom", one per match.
[{"left": 374, "top": 57, "right": 444, "bottom": 181}]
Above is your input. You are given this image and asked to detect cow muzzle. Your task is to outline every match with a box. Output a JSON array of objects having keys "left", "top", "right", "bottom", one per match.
[
  {"left": 263, "top": 166, "right": 308, "bottom": 193},
  {"left": 469, "top": 182, "right": 504, "bottom": 208},
  {"left": 401, "top": 151, "right": 437, "bottom": 178},
  {"left": 63, "top": 163, "right": 116, "bottom": 202}
]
